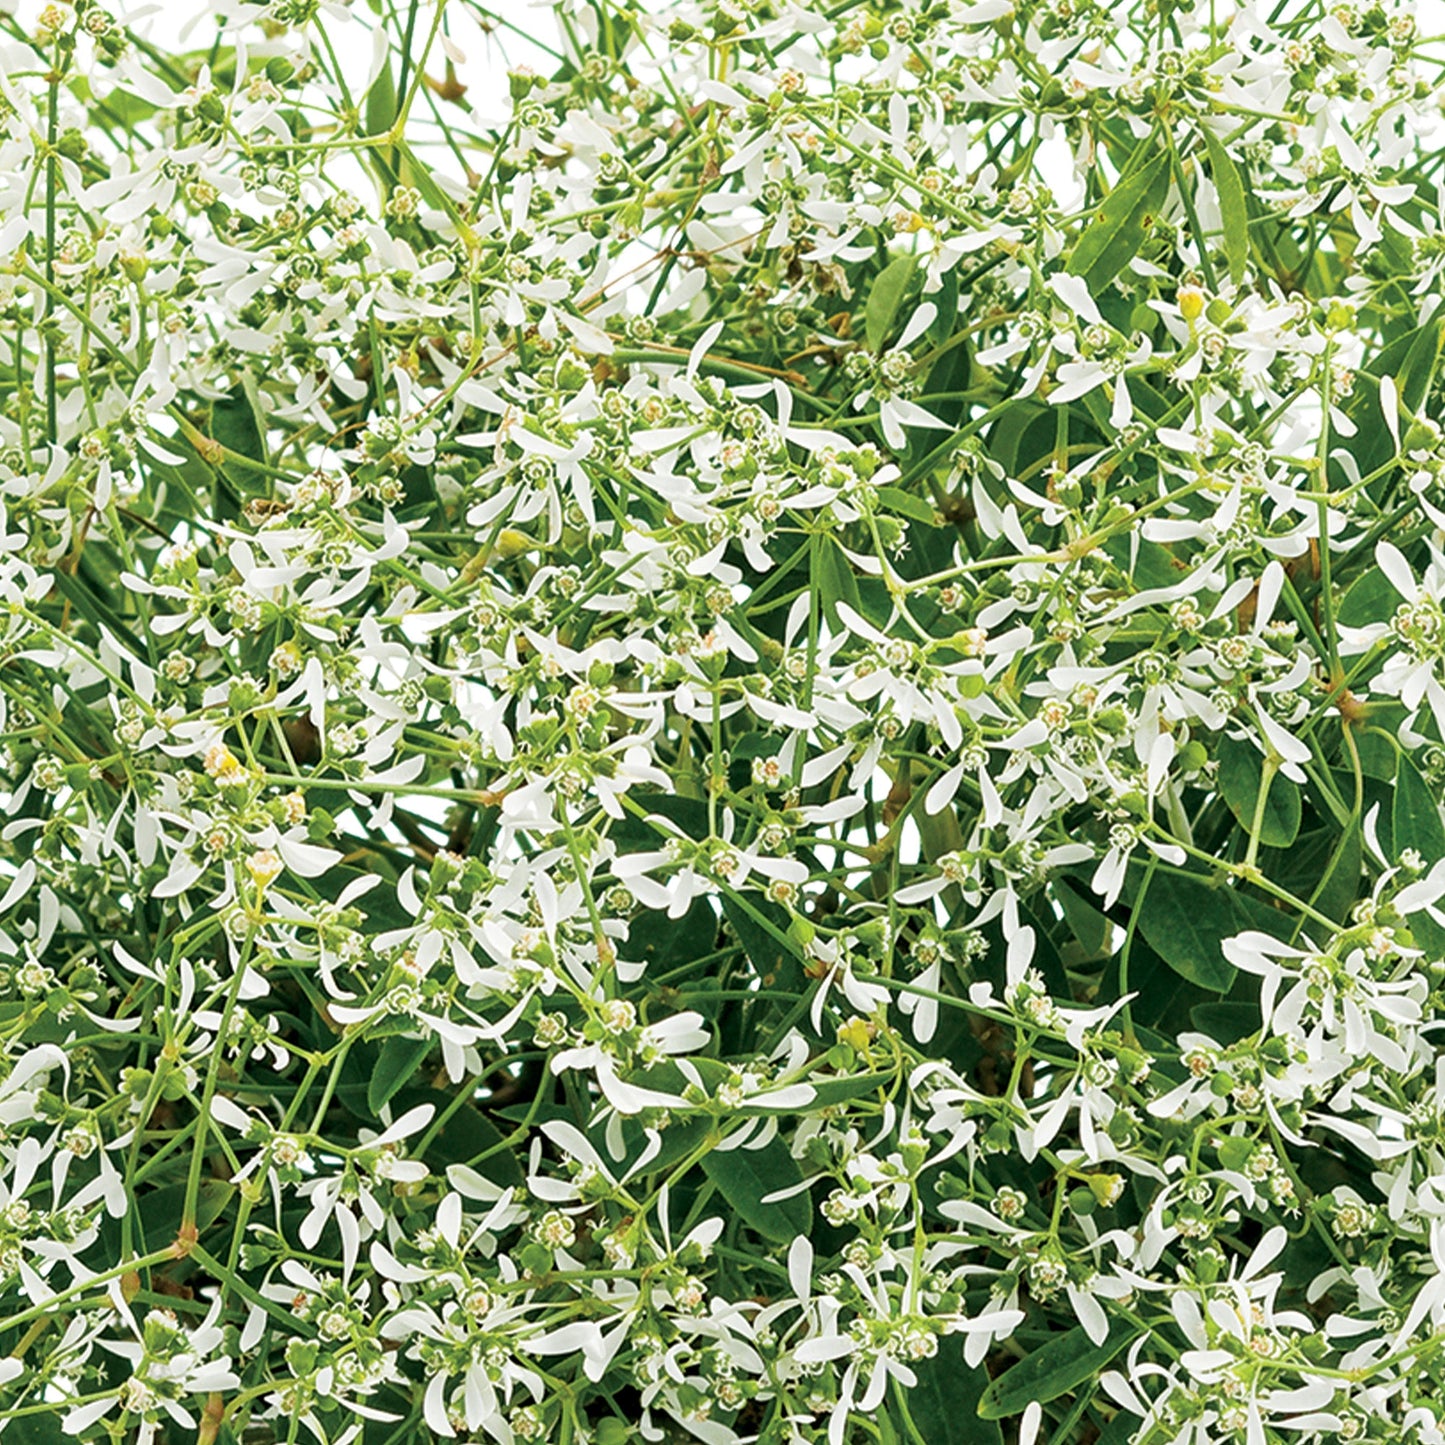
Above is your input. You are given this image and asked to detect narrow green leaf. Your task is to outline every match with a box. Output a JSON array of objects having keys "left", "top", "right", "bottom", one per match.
[
  {"left": 206, "top": 383, "right": 268, "bottom": 520},
  {"left": 1066, "top": 153, "right": 1171, "bottom": 292},
  {"left": 1389, "top": 755, "right": 1445, "bottom": 956},
  {"left": 699, "top": 1135, "right": 812, "bottom": 1243},
  {"left": 1199, "top": 126, "right": 1249, "bottom": 284},
  {"left": 915, "top": 804, "right": 968, "bottom": 914},
  {"left": 813, "top": 534, "right": 862, "bottom": 626},
  {"left": 1393, "top": 317, "right": 1445, "bottom": 416},
  {"left": 238, "top": 373, "right": 271, "bottom": 465},
  {"left": 1356, "top": 722, "right": 1402, "bottom": 782},
  {"left": 366, "top": 58, "right": 397, "bottom": 138},
  {"left": 398, "top": 138, "right": 463, "bottom": 218},
  {"left": 978, "top": 1320, "right": 1139, "bottom": 1419},
  {"left": 1217, "top": 736, "right": 1301, "bottom": 848},
  {"left": 1054, "top": 876, "right": 1114, "bottom": 961},
  {"left": 46, "top": 569, "right": 149, "bottom": 657},
  {"left": 368, "top": 1034, "right": 434, "bottom": 1114},
  {"left": 927, "top": 267, "right": 959, "bottom": 346},
  {"left": 1394, "top": 751, "right": 1445, "bottom": 863},
  {"left": 865, "top": 254, "right": 919, "bottom": 353},
  {"left": 808, "top": 1071, "right": 895, "bottom": 1108},
  {"left": 1338, "top": 319, "right": 1445, "bottom": 490},
  {"left": 875, "top": 485, "right": 939, "bottom": 525},
  {"left": 916, "top": 335, "right": 974, "bottom": 433}
]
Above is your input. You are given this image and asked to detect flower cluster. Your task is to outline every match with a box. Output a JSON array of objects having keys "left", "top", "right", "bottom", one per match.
[{"left": 2, "top": 0, "right": 1445, "bottom": 1442}]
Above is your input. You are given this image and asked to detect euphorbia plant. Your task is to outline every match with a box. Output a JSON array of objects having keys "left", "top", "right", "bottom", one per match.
[{"left": 2, "top": 0, "right": 1445, "bottom": 1442}]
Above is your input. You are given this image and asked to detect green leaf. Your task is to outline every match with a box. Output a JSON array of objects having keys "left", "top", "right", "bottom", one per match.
[
  {"left": 7, "top": 1405, "right": 68, "bottom": 1444},
  {"left": 1338, "top": 566, "right": 1402, "bottom": 628},
  {"left": 1066, "top": 153, "right": 1171, "bottom": 292},
  {"left": 1199, "top": 126, "right": 1249, "bottom": 284},
  {"left": 699, "top": 1135, "right": 811, "bottom": 1243},
  {"left": 875, "top": 485, "right": 939, "bottom": 525},
  {"left": 1103, "top": 532, "right": 1184, "bottom": 592},
  {"left": 609, "top": 795, "right": 709, "bottom": 858},
  {"left": 46, "top": 568, "right": 149, "bottom": 657},
  {"left": 365, "top": 57, "right": 398, "bottom": 138},
  {"left": 397, "top": 138, "right": 466, "bottom": 219},
  {"left": 808, "top": 1071, "right": 895, "bottom": 1108},
  {"left": 928, "top": 268, "right": 960, "bottom": 346},
  {"left": 1311, "top": 820, "right": 1363, "bottom": 926},
  {"left": 1337, "top": 319, "right": 1445, "bottom": 491},
  {"left": 628, "top": 896, "right": 718, "bottom": 975},
  {"left": 210, "top": 381, "right": 269, "bottom": 489},
  {"left": 1394, "top": 751, "right": 1445, "bottom": 864},
  {"left": 1054, "top": 876, "right": 1114, "bottom": 961},
  {"left": 813, "top": 534, "right": 862, "bottom": 627},
  {"left": 1190, "top": 1000, "right": 1262, "bottom": 1043},
  {"left": 721, "top": 892, "right": 800, "bottom": 987},
  {"left": 865, "top": 254, "right": 919, "bottom": 353},
  {"left": 1133, "top": 869, "right": 1288, "bottom": 991},
  {"left": 986, "top": 400, "right": 1050, "bottom": 475},
  {"left": 916, "top": 333, "right": 974, "bottom": 434},
  {"left": 1127, "top": 944, "right": 1215, "bottom": 1032},
  {"left": 1392, "top": 755, "right": 1445, "bottom": 958},
  {"left": 1391, "top": 317, "right": 1445, "bottom": 415},
  {"left": 130, "top": 1179, "right": 235, "bottom": 1253},
  {"left": 1216, "top": 736, "right": 1301, "bottom": 848},
  {"left": 368, "top": 1034, "right": 434, "bottom": 1114},
  {"left": 978, "top": 1320, "right": 1139, "bottom": 1419},
  {"left": 1094, "top": 1411, "right": 1142, "bottom": 1445},
  {"left": 897, "top": 1351, "right": 1001, "bottom": 1445},
  {"left": 1216, "top": 1135, "right": 1254, "bottom": 1172},
  {"left": 420, "top": 1095, "right": 525, "bottom": 1188},
  {"left": 69, "top": 75, "right": 158, "bottom": 129}
]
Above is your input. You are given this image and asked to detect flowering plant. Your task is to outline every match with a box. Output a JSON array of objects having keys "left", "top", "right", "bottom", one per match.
[{"left": 4, "top": 0, "right": 1445, "bottom": 1441}]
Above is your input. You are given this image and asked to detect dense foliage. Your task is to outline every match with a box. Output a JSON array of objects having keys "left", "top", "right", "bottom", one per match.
[{"left": 4, "top": 0, "right": 1445, "bottom": 1441}]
